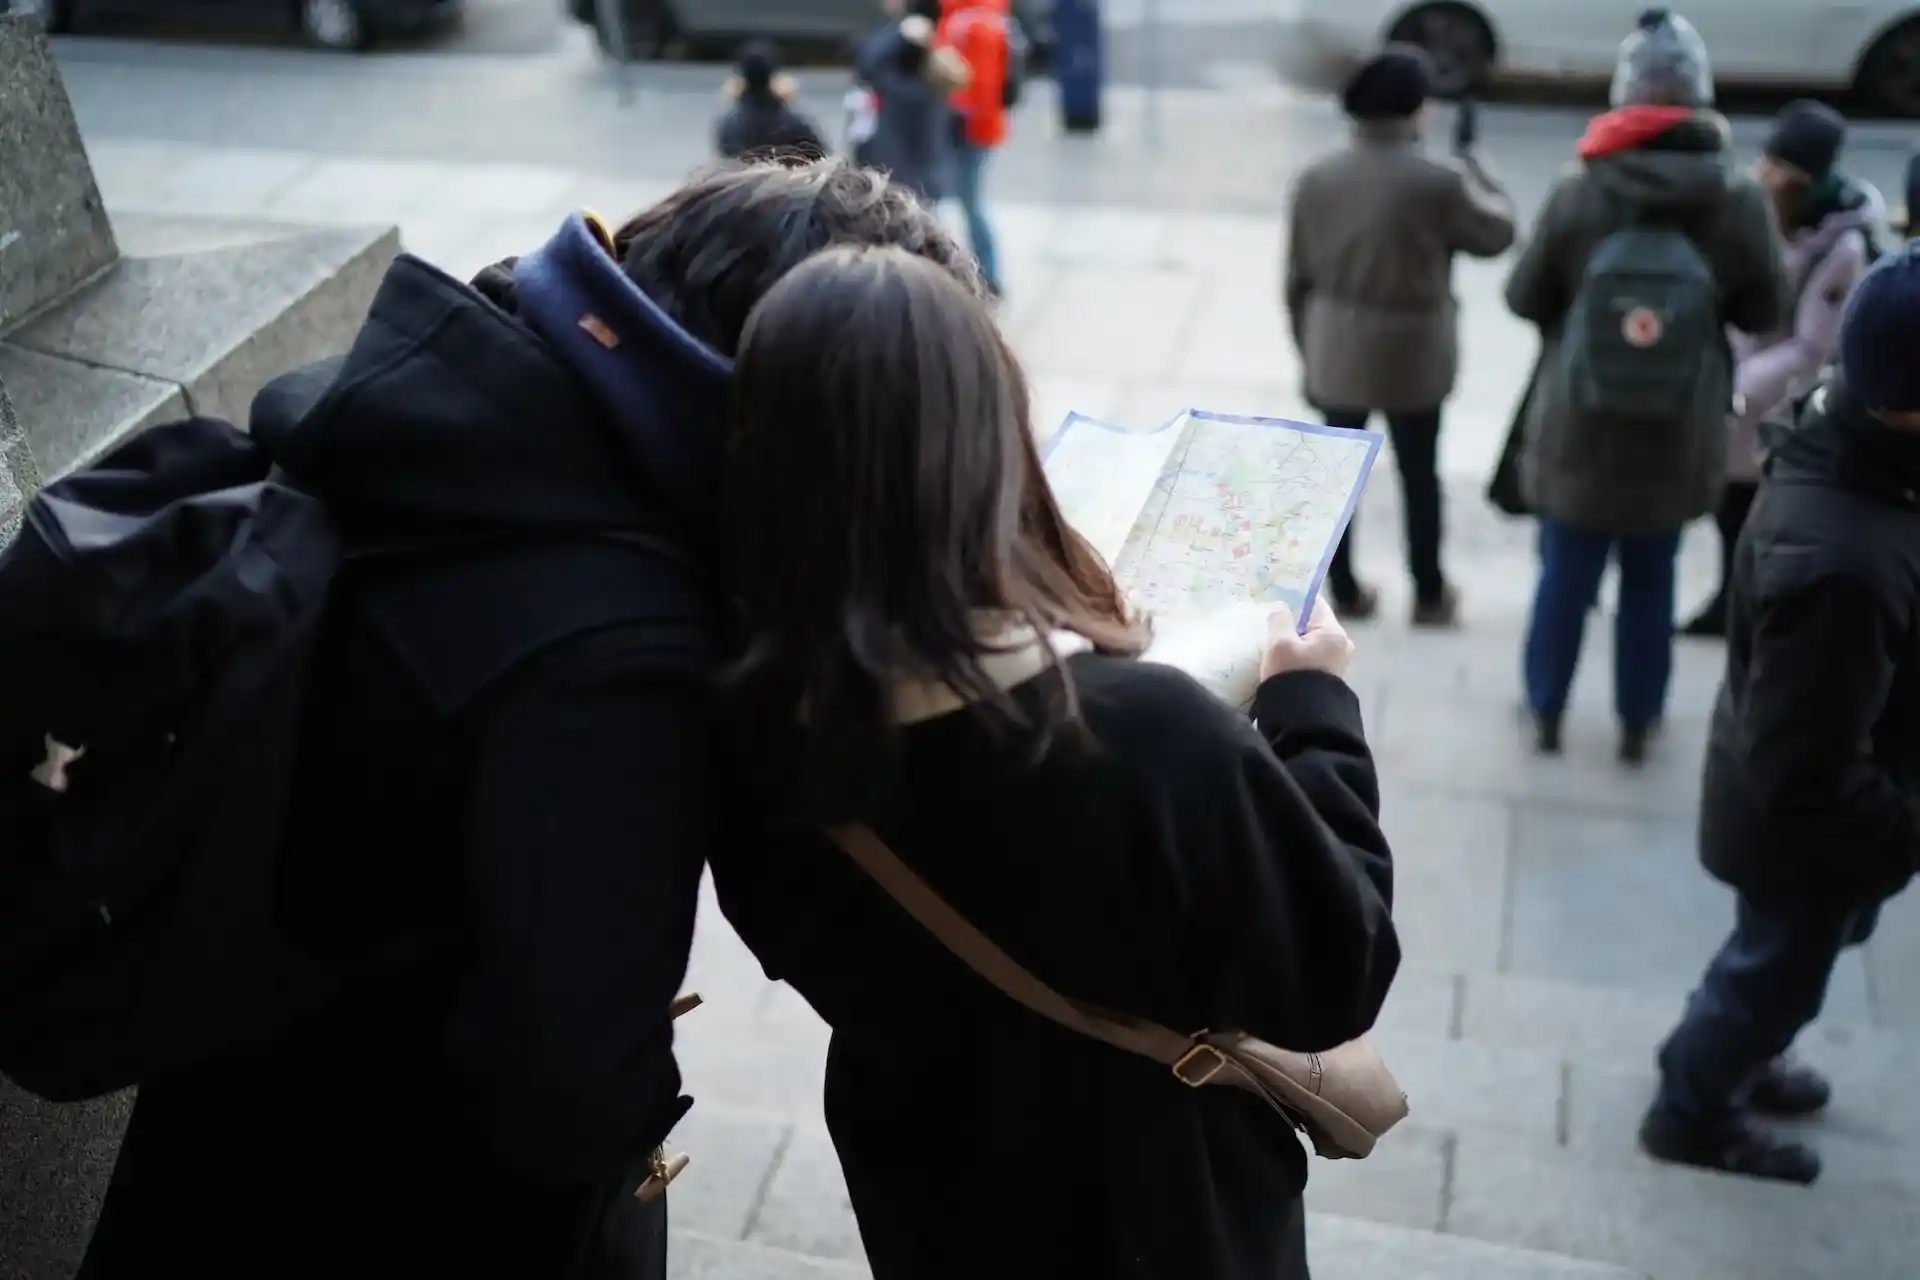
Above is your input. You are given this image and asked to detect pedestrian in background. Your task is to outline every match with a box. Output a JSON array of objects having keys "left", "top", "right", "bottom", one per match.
[
  {"left": 853, "top": 4, "right": 969, "bottom": 206},
  {"left": 1287, "top": 44, "right": 1516, "bottom": 628},
  {"left": 1643, "top": 253, "right": 1920, "bottom": 1186},
  {"left": 938, "top": 0, "right": 1016, "bottom": 297},
  {"left": 715, "top": 41, "right": 828, "bottom": 162},
  {"left": 1900, "top": 152, "right": 1920, "bottom": 240},
  {"left": 1681, "top": 100, "right": 1880, "bottom": 638},
  {"left": 1503, "top": 7, "right": 1788, "bottom": 762}
]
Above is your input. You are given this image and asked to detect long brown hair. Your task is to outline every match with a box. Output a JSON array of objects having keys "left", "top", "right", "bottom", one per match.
[{"left": 727, "top": 245, "right": 1147, "bottom": 819}]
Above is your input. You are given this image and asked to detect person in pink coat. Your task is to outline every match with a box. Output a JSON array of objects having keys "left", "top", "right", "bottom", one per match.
[{"left": 1683, "top": 101, "right": 1881, "bottom": 637}]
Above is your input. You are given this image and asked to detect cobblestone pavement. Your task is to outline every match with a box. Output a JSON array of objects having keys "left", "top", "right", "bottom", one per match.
[{"left": 68, "top": 88, "right": 1920, "bottom": 1279}]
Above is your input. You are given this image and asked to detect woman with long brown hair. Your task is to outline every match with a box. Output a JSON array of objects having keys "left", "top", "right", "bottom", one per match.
[{"left": 711, "top": 244, "right": 1398, "bottom": 1280}]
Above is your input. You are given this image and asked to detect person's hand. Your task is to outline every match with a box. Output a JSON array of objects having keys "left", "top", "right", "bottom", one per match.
[{"left": 1260, "top": 595, "right": 1354, "bottom": 682}]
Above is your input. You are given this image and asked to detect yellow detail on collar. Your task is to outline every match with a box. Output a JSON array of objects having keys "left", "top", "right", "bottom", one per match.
[{"left": 581, "top": 209, "right": 617, "bottom": 255}]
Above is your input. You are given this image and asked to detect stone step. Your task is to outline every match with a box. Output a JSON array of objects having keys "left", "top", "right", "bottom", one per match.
[
  {"left": 672, "top": 1213, "right": 1648, "bottom": 1279},
  {"left": 672, "top": 1231, "right": 865, "bottom": 1280}
]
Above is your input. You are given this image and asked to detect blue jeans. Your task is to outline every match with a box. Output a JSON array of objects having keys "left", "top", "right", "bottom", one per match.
[
  {"left": 1522, "top": 519, "right": 1680, "bottom": 727},
  {"left": 1653, "top": 898, "right": 1880, "bottom": 1132},
  {"left": 953, "top": 140, "right": 1001, "bottom": 293}
]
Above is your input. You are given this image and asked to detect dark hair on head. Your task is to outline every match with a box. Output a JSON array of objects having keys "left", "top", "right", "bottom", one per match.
[
  {"left": 905, "top": 0, "right": 942, "bottom": 18},
  {"left": 727, "top": 245, "right": 1148, "bottom": 821},
  {"left": 612, "top": 157, "right": 981, "bottom": 357}
]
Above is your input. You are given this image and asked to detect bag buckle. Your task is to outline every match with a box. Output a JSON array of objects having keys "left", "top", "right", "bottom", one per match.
[{"left": 1172, "top": 1040, "right": 1229, "bottom": 1087}]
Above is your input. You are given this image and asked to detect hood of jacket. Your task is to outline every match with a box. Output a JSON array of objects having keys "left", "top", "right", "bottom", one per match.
[
  {"left": 1581, "top": 110, "right": 1736, "bottom": 218},
  {"left": 252, "top": 216, "right": 733, "bottom": 549},
  {"left": 1792, "top": 174, "right": 1885, "bottom": 256},
  {"left": 1771, "top": 378, "right": 1920, "bottom": 509}
]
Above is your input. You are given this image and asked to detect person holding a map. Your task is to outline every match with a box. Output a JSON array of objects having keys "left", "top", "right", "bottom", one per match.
[
  {"left": 1287, "top": 42, "right": 1516, "bottom": 627},
  {"left": 711, "top": 245, "right": 1399, "bottom": 1280}
]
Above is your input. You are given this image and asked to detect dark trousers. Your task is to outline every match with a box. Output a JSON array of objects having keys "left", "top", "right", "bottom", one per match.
[
  {"left": 1522, "top": 519, "right": 1681, "bottom": 727},
  {"left": 1653, "top": 896, "right": 1880, "bottom": 1133},
  {"left": 1323, "top": 406, "right": 1445, "bottom": 604}
]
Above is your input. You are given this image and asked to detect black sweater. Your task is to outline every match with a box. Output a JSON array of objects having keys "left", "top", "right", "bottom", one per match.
[{"left": 712, "top": 656, "right": 1398, "bottom": 1280}]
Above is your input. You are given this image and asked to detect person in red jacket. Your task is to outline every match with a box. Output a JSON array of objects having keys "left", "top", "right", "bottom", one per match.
[{"left": 938, "top": 0, "right": 1012, "bottom": 296}]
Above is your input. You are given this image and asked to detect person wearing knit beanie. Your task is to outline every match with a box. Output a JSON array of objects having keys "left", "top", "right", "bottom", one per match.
[
  {"left": 1840, "top": 246, "right": 1920, "bottom": 417},
  {"left": 1341, "top": 44, "right": 1433, "bottom": 122},
  {"left": 1762, "top": 100, "right": 1845, "bottom": 184},
  {"left": 1610, "top": 7, "right": 1713, "bottom": 108}
]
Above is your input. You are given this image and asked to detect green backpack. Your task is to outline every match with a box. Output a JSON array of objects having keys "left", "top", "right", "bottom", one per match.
[{"left": 1561, "top": 223, "right": 1719, "bottom": 425}]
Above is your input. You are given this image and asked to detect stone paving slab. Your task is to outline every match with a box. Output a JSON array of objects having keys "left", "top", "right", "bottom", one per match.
[
  {"left": 672, "top": 1231, "right": 867, "bottom": 1280},
  {"left": 1448, "top": 1134, "right": 1918, "bottom": 1280}
]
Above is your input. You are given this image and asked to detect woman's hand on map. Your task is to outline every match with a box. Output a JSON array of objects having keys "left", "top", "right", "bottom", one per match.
[{"left": 1259, "top": 596, "right": 1353, "bottom": 682}]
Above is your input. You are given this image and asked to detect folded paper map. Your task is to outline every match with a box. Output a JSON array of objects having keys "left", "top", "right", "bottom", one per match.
[{"left": 1041, "top": 409, "right": 1382, "bottom": 705}]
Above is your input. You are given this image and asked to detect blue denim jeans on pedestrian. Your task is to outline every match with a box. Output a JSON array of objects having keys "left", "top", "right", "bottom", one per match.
[
  {"left": 953, "top": 140, "right": 1001, "bottom": 294},
  {"left": 1653, "top": 897, "right": 1880, "bottom": 1133},
  {"left": 1522, "top": 518, "right": 1681, "bottom": 727}
]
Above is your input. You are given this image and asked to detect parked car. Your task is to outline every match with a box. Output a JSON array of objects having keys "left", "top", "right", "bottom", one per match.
[
  {"left": 573, "top": 0, "right": 1051, "bottom": 69},
  {"left": 1279, "top": 0, "right": 1920, "bottom": 117},
  {"left": 2, "top": 0, "right": 461, "bottom": 50}
]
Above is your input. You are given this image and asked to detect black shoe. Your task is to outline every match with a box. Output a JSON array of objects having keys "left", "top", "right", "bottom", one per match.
[
  {"left": 1749, "top": 1059, "right": 1833, "bottom": 1118},
  {"left": 1619, "top": 721, "right": 1661, "bottom": 766},
  {"left": 1639, "top": 1110, "right": 1822, "bottom": 1185},
  {"left": 1681, "top": 598, "right": 1729, "bottom": 639},
  {"left": 1332, "top": 584, "right": 1379, "bottom": 622},
  {"left": 1411, "top": 584, "right": 1459, "bottom": 630},
  {"left": 1533, "top": 714, "right": 1563, "bottom": 755}
]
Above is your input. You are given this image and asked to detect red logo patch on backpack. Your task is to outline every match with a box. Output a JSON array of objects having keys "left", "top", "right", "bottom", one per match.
[{"left": 1622, "top": 306, "right": 1663, "bottom": 348}]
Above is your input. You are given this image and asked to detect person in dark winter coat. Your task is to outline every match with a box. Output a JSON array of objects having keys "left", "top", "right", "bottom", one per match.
[
  {"left": 852, "top": 4, "right": 967, "bottom": 205},
  {"left": 1504, "top": 7, "right": 1789, "bottom": 762},
  {"left": 712, "top": 245, "right": 1399, "bottom": 1280},
  {"left": 715, "top": 42, "right": 828, "bottom": 161},
  {"left": 1288, "top": 44, "right": 1515, "bottom": 628},
  {"left": 1643, "top": 251, "right": 1920, "bottom": 1186},
  {"left": 1680, "top": 100, "right": 1880, "bottom": 638},
  {"left": 75, "top": 160, "right": 983, "bottom": 1280}
]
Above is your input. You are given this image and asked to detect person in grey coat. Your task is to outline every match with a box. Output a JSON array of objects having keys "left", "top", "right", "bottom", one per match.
[
  {"left": 1287, "top": 45, "right": 1516, "bottom": 628},
  {"left": 1504, "top": 8, "right": 1789, "bottom": 762},
  {"left": 852, "top": 4, "right": 966, "bottom": 206}
]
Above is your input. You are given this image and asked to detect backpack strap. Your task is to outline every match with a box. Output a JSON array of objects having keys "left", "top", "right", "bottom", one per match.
[{"left": 824, "top": 823, "right": 1250, "bottom": 1090}]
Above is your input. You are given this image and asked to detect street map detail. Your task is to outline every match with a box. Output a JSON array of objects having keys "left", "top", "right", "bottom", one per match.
[{"left": 1042, "top": 409, "right": 1381, "bottom": 618}]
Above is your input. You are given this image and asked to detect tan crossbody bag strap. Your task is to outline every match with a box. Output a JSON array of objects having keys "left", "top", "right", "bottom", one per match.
[{"left": 826, "top": 823, "right": 1245, "bottom": 1086}]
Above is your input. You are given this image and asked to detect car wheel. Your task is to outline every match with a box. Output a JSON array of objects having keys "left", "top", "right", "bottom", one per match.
[
  {"left": 592, "top": 0, "right": 673, "bottom": 61},
  {"left": 6, "top": 0, "right": 75, "bottom": 32},
  {"left": 299, "top": 0, "right": 371, "bottom": 49},
  {"left": 1388, "top": 2, "right": 1496, "bottom": 99},
  {"left": 1857, "top": 19, "right": 1920, "bottom": 118}
]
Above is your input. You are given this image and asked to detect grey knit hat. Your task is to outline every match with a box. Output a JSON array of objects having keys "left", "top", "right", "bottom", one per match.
[{"left": 1610, "top": 8, "right": 1713, "bottom": 108}]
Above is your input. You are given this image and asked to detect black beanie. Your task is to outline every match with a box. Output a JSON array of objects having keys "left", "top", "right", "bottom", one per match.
[
  {"left": 1341, "top": 45, "right": 1434, "bottom": 123},
  {"left": 736, "top": 40, "right": 779, "bottom": 95},
  {"left": 1764, "top": 100, "right": 1847, "bottom": 180}
]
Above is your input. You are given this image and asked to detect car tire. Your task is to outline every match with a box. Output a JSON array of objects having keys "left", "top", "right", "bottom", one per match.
[
  {"left": 298, "top": 0, "right": 372, "bottom": 49},
  {"left": 6, "top": 0, "right": 75, "bottom": 32},
  {"left": 1388, "top": 2, "right": 1496, "bottom": 99},
  {"left": 1857, "top": 18, "right": 1920, "bottom": 118},
  {"left": 592, "top": 0, "right": 673, "bottom": 61}
]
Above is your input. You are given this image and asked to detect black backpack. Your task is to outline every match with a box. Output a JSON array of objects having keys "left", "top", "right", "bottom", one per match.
[
  {"left": 0, "top": 417, "right": 340, "bottom": 1102},
  {"left": 1001, "top": 12, "right": 1029, "bottom": 110},
  {"left": 1560, "top": 222, "right": 1720, "bottom": 426}
]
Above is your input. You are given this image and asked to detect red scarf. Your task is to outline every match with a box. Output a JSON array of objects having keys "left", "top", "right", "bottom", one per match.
[{"left": 1576, "top": 105, "right": 1694, "bottom": 160}]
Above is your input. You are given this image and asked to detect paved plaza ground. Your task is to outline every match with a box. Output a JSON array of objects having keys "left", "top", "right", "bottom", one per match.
[{"left": 58, "top": 54, "right": 1920, "bottom": 1278}]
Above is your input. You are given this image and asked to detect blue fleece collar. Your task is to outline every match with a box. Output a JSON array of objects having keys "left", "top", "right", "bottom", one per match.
[{"left": 511, "top": 214, "right": 733, "bottom": 533}]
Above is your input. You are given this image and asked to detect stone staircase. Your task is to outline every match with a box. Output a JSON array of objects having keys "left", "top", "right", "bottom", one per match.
[{"left": 657, "top": 483, "right": 1920, "bottom": 1280}]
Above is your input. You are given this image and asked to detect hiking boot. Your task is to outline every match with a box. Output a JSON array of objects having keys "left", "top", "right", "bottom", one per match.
[
  {"left": 1333, "top": 584, "right": 1379, "bottom": 622},
  {"left": 1681, "top": 596, "right": 1729, "bottom": 639},
  {"left": 1619, "top": 721, "right": 1662, "bottom": 766},
  {"left": 1533, "top": 713, "right": 1563, "bottom": 755},
  {"left": 1639, "top": 1109, "right": 1821, "bottom": 1185},
  {"left": 1411, "top": 585, "right": 1459, "bottom": 630},
  {"left": 1749, "top": 1059, "right": 1833, "bottom": 1118}
]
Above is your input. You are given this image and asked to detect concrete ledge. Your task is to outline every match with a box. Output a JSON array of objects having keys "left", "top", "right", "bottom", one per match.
[
  {"left": 0, "top": 1089, "right": 132, "bottom": 1280},
  {"left": 3, "top": 213, "right": 397, "bottom": 477}
]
